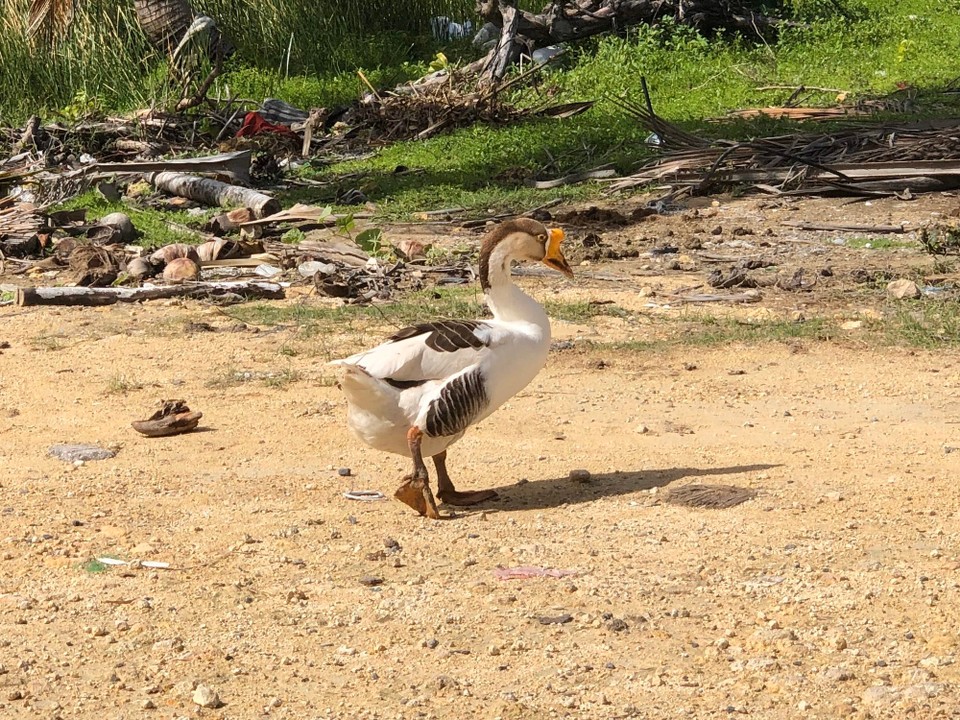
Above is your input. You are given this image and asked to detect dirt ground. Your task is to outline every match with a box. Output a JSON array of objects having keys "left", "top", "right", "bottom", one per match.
[{"left": 2, "top": 194, "right": 960, "bottom": 719}]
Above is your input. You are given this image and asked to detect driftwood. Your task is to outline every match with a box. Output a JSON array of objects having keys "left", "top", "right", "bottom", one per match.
[
  {"left": 148, "top": 171, "right": 280, "bottom": 218},
  {"left": 77, "top": 150, "right": 252, "bottom": 183},
  {"left": 781, "top": 220, "right": 906, "bottom": 234},
  {"left": 15, "top": 280, "right": 283, "bottom": 307}
]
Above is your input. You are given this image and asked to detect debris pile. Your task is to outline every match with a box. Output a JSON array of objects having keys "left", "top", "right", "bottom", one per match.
[{"left": 609, "top": 90, "right": 960, "bottom": 197}]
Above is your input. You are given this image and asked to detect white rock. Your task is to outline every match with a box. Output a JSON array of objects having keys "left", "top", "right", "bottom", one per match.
[
  {"left": 192, "top": 684, "right": 222, "bottom": 708},
  {"left": 887, "top": 278, "right": 921, "bottom": 300},
  {"left": 862, "top": 685, "right": 899, "bottom": 706}
]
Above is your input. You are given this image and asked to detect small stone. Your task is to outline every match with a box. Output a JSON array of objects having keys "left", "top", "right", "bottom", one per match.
[
  {"left": 142, "top": 699, "right": 156, "bottom": 710},
  {"left": 823, "top": 666, "right": 854, "bottom": 682},
  {"left": 192, "top": 684, "right": 222, "bottom": 708},
  {"left": 424, "top": 638, "right": 439, "bottom": 649},
  {"left": 797, "top": 700, "right": 811, "bottom": 711},
  {"left": 569, "top": 469, "right": 591, "bottom": 483},
  {"left": 635, "top": 424, "right": 649, "bottom": 434},
  {"left": 887, "top": 278, "right": 921, "bottom": 300},
  {"left": 862, "top": 685, "right": 899, "bottom": 706},
  {"left": 338, "top": 467, "right": 352, "bottom": 477},
  {"left": 487, "top": 644, "right": 501, "bottom": 656},
  {"left": 606, "top": 618, "right": 629, "bottom": 632},
  {"left": 359, "top": 575, "right": 383, "bottom": 587},
  {"left": 538, "top": 613, "right": 573, "bottom": 625}
]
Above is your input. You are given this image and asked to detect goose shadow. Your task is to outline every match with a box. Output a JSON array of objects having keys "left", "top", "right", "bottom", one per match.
[{"left": 481, "top": 464, "right": 781, "bottom": 512}]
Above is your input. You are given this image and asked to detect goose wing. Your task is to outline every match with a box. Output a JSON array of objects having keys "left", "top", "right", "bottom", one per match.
[{"left": 332, "top": 319, "right": 503, "bottom": 387}]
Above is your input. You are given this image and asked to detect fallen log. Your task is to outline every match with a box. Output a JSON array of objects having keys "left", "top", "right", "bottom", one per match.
[
  {"left": 16, "top": 281, "right": 283, "bottom": 307},
  {"left": 477, "top": 0, "right": 793, "bottom": 50},
  {"left": 148, "top": 171, "right": 280, "bottom": 218}
]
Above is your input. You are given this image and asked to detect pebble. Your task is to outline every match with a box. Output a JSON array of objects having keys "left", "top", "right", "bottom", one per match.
[
  {"left": 634, "top": 424, "right": 649, "bottom": 434},
  {"left": 424, "top": 638, "right": 439, "bottom": 649},
  {"left": 338, "top": 467, "right": 352, "bottom": 477},
  {"left": 142, "top": 699, "right": 156, "bottom": 709},
  {"left": 538, "top": 613, "right": 573, "bottom": 625},
  {"left": 606, "top": 618, "right": 629, "bottom": 632},
  {"left": 862, "top": 686, "right": 902, "bottom": 708},
  {"left": 569, "top": 469, "right": 591, "bottom": 483},
  {"left": 823, "top": 666, "right": 854, "bottom": 682},
  {"left": 359, "top": 575, "right": 383, "bottom": 587}
]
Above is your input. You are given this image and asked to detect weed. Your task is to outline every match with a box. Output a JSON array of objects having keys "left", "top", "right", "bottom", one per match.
[
  {"left": 29, "top": 335, "right": 63, "bottom": 352},
  {"left": 281, "top": 228, "right": 307, "bottom": 244},
  {"left": 845, "top": 236, "right": 914, "bottom": 250},
  {"left": 883, "top": 299, "right": 960, "bottom": 348},
  {"left": 81, "top": 558, "right": 109, "bottom": 573},
  {"left": 263, "top": 369, "right": 303, "bottom": 388},
  {"left": 205, "top": 366, "right": 256, "bottom": 389},
  {"left": 105, "top": 374, "right": 144, "bottom": 395}
]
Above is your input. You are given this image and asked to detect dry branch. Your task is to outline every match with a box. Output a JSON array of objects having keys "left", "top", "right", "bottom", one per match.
[{"left": 149, "top": 171, "right": 279, "bottom": 217}]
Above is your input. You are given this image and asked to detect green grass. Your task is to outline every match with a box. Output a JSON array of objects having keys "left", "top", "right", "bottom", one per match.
[
  {"left": 227, "top": 287, "right": 633, "bottom": 330},
  {"left": 881, "top": 299, "right": 960, "bottom": 348},
  {"left": 844, "top": 236, "right": 916, "bottom": 250},
  {"left": 54, "top": 191, "right": 213, "bottom": 247}
]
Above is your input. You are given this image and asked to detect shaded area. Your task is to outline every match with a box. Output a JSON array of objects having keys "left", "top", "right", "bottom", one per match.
[{"left": 487, "top": 463, "right": 779, "bottom": 512}]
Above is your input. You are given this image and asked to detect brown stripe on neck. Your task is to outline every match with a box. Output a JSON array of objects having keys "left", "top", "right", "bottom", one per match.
[{"left": 478, "top": 218, "right": 545, "bottom": 291}]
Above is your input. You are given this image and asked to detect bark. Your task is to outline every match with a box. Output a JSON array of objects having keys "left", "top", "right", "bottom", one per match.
[{"left": 148, "top": 172, "right": 280, "bottom": 218}]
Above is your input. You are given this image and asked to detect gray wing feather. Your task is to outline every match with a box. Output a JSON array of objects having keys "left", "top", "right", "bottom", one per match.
[{"left": 425, "top": 367, "right": 489, "bottom": 437}]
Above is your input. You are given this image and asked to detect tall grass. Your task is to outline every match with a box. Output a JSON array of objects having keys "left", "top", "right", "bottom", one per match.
[
  {"left": 0, "top": 0, "right": 491, "bottom": 121},
  {"left": 0, "top": 0, "right": 162, "bottom": 122}
]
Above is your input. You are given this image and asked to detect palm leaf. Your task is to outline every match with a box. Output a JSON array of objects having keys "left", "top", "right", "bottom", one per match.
[{"left": 28, "top": 0, "right": 76, "bottom": 40}]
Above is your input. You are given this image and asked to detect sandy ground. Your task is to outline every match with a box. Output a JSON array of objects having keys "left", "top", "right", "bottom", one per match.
[{"left": 2, "top": 194, "right": 960, "bottom": 719}]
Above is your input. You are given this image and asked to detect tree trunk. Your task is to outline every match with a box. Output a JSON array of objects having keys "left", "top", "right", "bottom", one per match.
[{"left": 133, "top": 0, "right": 194, "bottom": 53}]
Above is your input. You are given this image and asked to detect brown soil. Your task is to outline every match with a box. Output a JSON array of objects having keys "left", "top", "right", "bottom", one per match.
[{"left": 1, "top": 194, "right": 959, "bottom": 719}]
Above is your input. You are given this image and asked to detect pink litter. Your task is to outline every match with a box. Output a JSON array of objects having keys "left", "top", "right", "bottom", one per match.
[{"left": 494, "top": 566, "right": 577, "bottom": 580}]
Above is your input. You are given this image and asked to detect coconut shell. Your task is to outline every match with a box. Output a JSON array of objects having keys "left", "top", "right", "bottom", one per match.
[
  {"left": 126, "top": 257, "right": 156, "bottom": 279},
  {"left": 163, "top": 257, "right": 200, "bottom": 282},
  {"left": 98, "top": 212, "right": 136, "bottom": 242},
  {"left": 151, "top": 243, "right": 200, "bottom": 266}
]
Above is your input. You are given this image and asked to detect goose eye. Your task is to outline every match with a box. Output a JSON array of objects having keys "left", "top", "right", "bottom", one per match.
[{"left": 537, "top": 233, "right": 547, "bottom": 243}]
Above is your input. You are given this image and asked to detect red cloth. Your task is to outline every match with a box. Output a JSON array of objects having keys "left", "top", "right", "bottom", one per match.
[{"left": 235, "top": 111, "right": 298, "bottom": 139}]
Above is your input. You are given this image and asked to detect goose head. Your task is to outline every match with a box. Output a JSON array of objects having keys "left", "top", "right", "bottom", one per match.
[{"left": 479, "top": 218, "right": 573, "bottom": 290}]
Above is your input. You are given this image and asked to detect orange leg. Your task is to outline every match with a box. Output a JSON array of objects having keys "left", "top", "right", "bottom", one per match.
[
  {"left": 434, "top": 450, "right": 498, "bottom": 506},
  {"left": 393, "top": 427, "right": 442, "bottom": 519}
]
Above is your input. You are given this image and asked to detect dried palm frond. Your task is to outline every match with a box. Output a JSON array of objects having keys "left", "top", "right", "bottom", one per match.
[
  {"left": 664, "top": 484, "right": 758, "bottom": 509},
  {"left": 27, "top": 0, "right": 75, "bottom": 41}
]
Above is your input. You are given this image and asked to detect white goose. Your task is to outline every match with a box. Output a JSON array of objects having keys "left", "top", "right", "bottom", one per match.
[{"left": 329, "top": 218, "right": 573, "bottom": 519}]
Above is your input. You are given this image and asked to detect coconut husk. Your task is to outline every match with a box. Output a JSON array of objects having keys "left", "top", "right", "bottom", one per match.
[{"left": 66, "top": 244, "right": 120, "bottom": 287}]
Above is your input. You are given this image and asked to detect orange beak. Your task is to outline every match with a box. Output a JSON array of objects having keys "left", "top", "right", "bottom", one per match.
[{"left": 542, "top": 228, "right": 574, "bottom": 279}]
